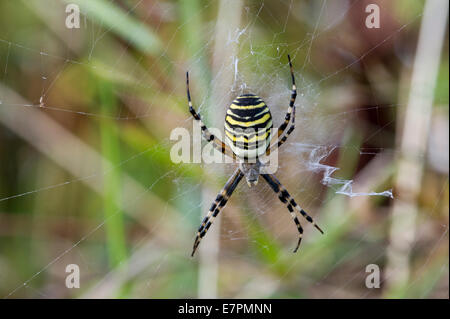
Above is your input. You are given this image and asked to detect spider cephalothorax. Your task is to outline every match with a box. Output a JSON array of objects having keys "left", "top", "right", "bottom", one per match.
[
  {"left": 187, "top": 55, "right": 324, "bottom": 257},
  {"left": 239, "top": 161, "right": 262, "bottom": 187}
]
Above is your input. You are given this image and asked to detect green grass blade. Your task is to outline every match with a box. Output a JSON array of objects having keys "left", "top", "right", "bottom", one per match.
[
  {"left": 68, "top": 0, "right": 163, "bottom": 55},
  {"left": 99, "top": 80, "right": 128, "bottom": 270}
]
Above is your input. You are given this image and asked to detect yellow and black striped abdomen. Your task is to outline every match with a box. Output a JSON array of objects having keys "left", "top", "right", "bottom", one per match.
[{"left": 225, "top": 94, "right": 273, "bottom": 159}]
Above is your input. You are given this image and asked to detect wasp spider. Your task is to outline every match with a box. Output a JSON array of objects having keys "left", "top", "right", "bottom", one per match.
[{"left": 187, "top": 55, "right": 323, "bottom": 257}]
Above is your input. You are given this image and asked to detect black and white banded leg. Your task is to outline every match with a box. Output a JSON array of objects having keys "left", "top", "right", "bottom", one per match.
[
  {"left": 261, "top": 173, "right": 323, "bottom": 252},
  {"left": 186, "top": 72, "right": 235, "bottom": 159},
  {"left": 277, "top": 105, "right": 296, "bottom": 148},
  {"left": 191, "top": 168, "right": 244, "bottom": 257},
  {"left": 267, "top": 55, "right": 297, "bottom": 156},
  {"left": 268, "top": 106, "right": 296, "bottom": 155}
]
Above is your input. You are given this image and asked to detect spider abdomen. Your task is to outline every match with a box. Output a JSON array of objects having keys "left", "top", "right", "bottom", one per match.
[{"left": 224, "top": 94, "right": 273, "bottom": 159}]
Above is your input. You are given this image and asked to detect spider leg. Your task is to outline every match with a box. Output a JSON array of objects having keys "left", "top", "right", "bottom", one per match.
[
  {"left": 267, "top": 54, "right": 297, "bottom": 155},
  {"left": 186, "top": 72, "right": 236, "bottom": 159},
  {"left": 261, "top": 173, "right": 323, "bottom": 252},
  {"left": 191, "top": 168, "right": 244, "bottom": 257},
  {"left": 267, "top": 107, "right": 296, "bottom": 156}
]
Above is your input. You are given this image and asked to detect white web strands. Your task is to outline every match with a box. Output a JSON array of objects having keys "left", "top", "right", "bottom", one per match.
[{"left": 288, "top": 143, "right": 393, "bottom": 198}]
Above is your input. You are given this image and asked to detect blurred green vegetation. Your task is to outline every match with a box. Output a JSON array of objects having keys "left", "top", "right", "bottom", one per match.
[{"left": 0, "top": 0, "right": 448, "bottom": 299}]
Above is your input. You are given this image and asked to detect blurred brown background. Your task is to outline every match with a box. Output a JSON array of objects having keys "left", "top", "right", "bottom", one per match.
[{"left": 0, "top": 0, "right": 448, "bottom": 298}]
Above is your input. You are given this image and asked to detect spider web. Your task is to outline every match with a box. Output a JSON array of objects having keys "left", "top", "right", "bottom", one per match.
[{"left": 0, "top": 0, "right": 447, "bottom": 299}]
